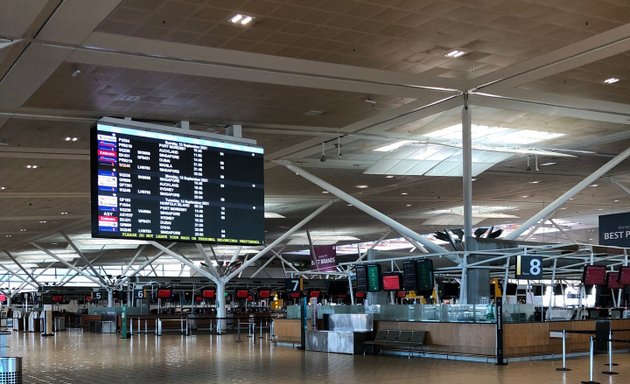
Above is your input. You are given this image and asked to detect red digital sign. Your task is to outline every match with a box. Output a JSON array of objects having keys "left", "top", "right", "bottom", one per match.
[
  {"left": 583, "top": 265, "right": 607, "bottom": 285},
  {"left": 382, "top": 273, "right": 402, "bottom": 291},
  {"left": 355, "top": 291, "right": 365, "bottom": 298},
  {"left": 0, "top": 294, "right": 6, "bottom": 303},
  {"left": 202, "top": 290, "right": 216, "bottom": 299},
  {"left": 608, "top": 272, "right": 622, "bottom": 289},
  {"left": 396, "top": 291, "right": 407, "bottom": 298},
  {"left": 52, "top": 295, "right": 64, "bottom": 303},
  {"left": 309, "top": 290, "right": 320, "bottom": 298},
  {"left": 194, "top": 296, "right": 203, "bottom": 303},
  {"left": 157, "top": 289, "right": 172, "bottom": 298},
  {"left": 619, "top": 266, "right": 630, "bottom": 285},
  {"left": 236, "top": 290, "right": 249, "bottom": 299},
  {"left": 258, "top": 290, "right": 271, "bottom": 299},
  {"left": 289, "top": 292, "right": 301, "bottom": 299}
]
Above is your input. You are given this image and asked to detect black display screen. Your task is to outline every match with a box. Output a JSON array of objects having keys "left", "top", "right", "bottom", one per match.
[
  {"left": 91, "top": 120, "right": 265, "bottom": 244},
  {"left": 415, "top": 259, "right": 434, "bottom": 294},
  {"left": 355, "top": 265, "right": 367, "bottom": 292}
]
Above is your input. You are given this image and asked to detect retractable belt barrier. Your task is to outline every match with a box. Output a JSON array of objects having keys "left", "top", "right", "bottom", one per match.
[{"left": 554, "top": 328, "right": 630, "bottom": 383}]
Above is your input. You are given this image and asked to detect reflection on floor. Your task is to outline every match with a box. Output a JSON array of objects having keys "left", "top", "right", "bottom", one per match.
[{"left": 4, "top": 330, "right": 630, "bottom": 384}]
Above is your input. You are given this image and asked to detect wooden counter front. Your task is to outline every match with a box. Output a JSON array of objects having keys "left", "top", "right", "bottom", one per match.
[{"left": 273, "top": 319, "right": 311, "bottom": 344}]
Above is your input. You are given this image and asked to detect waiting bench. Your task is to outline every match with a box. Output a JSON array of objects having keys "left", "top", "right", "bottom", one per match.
[{"left": 364, "top": 330, "right": 427, "bottom": 358}]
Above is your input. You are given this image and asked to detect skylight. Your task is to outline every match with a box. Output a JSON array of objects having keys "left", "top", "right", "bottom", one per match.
[{"left": 424, "top": 124, "right": 564, "bottom": 145}]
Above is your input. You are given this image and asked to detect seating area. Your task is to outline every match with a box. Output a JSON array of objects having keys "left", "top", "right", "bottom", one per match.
[{"left": 364, "top": 329, "right": 427, "bottom": 357}]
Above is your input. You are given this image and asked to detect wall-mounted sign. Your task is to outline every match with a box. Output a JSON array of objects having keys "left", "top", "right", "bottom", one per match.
[{"left": 599, "top": 212, "right": 630, "bottom": 247}]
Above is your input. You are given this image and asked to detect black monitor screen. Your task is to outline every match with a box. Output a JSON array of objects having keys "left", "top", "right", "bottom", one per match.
[{"left": 91, "top": 119, "right": 265, "bottom": 245}]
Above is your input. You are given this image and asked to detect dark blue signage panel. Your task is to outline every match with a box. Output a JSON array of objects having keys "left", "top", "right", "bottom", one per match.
[{"left": 599, "top": 212, "right": 630, "bottom": 247}]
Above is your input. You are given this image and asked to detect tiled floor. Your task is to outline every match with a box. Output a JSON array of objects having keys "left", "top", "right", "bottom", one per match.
[{"left": 4, "top": 330, "right": 630, "bottom": 383}]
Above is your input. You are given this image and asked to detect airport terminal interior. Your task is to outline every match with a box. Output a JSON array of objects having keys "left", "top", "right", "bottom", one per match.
[{"left": 1, "top": 0, "right": 630, "bottom": 383}]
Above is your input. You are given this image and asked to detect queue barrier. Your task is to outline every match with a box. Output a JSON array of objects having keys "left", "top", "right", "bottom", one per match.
[
  {"left": 553, "top": 328, "right": 630, "bottom": 383},
  {"left": 125, "top": 315, "right": 273, "bottom": 337}
]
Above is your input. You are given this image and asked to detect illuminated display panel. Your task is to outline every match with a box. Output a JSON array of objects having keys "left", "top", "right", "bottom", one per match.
[
  {"left": 620, "top": 266, "right": 630, "bottom": 285},
  {"left": 583, "top": 265, "right": 606, "bottom": 285},
  {"left": 202, "top": 289, "right": 216, "bottom": 299},
  {"left": 157, "top": 289, "right": 172, "bottom": 298},
  {"left": 382, "top": 273, "right": 402, "bottom": 291},
  {"left": 366, "top": 264, "right": 382, "bottom": 292},
  {"left": 236, "top": 290, "right": 249, "bottom": 299},
  {"left": 91, "top": 120, "right": 265, "bottom": 245},
  {"left": 607, "top": 272, "right": 622, "bottom": 289},
  {"left": 258, "top": 290, "right": 271, "bottom": 299}
]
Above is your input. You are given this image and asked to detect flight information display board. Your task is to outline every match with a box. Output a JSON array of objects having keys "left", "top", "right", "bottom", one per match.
[
  {"left": 91, "top": 121, "right": 265, "bottom": 245},
  {"left": 366, "top": 264, "right": 382, "bottom": 292},
  {"left": 582, "top": 265, "right": 606, "bottom": 286},
  {"left": 355, "top": 265, "right": 368, "bottom": 292},
  {"left": 415, "top": 259, "right": 434, "bottom": 294},
  {"left": 402, "top": 260, "right": 418, "bottom": 291}
]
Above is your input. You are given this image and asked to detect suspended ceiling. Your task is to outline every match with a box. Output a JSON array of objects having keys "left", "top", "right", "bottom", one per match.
[{"left": 0, "top": 0, "right": 629, "bottom": 274}]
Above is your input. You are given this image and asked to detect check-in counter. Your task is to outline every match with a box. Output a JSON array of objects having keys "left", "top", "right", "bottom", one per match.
[{"left": 306, "top": 314, "right": 373, "bottom": 355}]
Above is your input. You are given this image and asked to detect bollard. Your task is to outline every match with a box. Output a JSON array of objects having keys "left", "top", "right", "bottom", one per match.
[
  {"left": 580, "top": 336, "right": 600, "bottom": 384},
  {"left": 236, "top": 320, "right": 242, "bottom": 342},
  {"left": 602, "top": 328, "right": 618, "bottom": 375},
  {"left": 556, "top": 330, "right": 572, "bottom": 371},
  {"left": 260, "top": 321, "right": 263, "bottom": 339}
]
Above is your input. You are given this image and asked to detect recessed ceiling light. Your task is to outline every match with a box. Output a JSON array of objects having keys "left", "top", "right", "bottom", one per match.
[
  {"left": 346, "top": 203, "right": 353, "bottom": 207},
  {"left": 560, "top": 207, "right": 567, "bottom": 210},
  {"left": 405, "top": 204, "right": 412, "bottom": 207},
  {"left": 25, "top": 164, "right": 38, "bottom": 169},
  {"left": 589, "top": 183, "right": 598, "bottom": 187},
  {"left": 65, "top": 136, "right": 78, "bottom": 142},
  {"left": 385, "top": 175, "right": 395, "bottom": 179},
  {"left": 19, "top": 228, "right": 27, "bottom": 232},
  {"left": 614, "top": 199, "right": 620, "bottom": 203},
  {"left": 445, "top": 49, "right": 467, "bottom": 58},
  {"left": 521, "top": 195, "right": 529, "bottom": 198},
  {"left": 39, "top": 220, "right": 47, "bottom": 224},
  {"left": 569, "top": 197, "right": 574, "bottom": 200},
  {"left": 304, "top": 110, "right": 325, "bottom": 116},
  {"left": 0, "top": 186, "right": 5, "bottom": 190},
  {"left": 529, "top": 180, "right": 541, "bottom": 184},
  {"left": 228, "top": 13, "right": 255, "bottom": 26},
  {"left": 540, "top": 162, "right": 557, "bottom": 167},
  {"left": 597, "top": 208, "right": 604, "bottom": 211},
  {"left": 603, "top": 77, "right": 620, "bottom": 84},
  {"left": 471, "top": 178, "right": 477, "bottom": 182},
  {"left": 322, "top": 190, "right": 330, "bottom": 194},
  {"left": 5, "top": 234, "right": 12, "bottom": 238},
  {"left": 355, "top": 185, "right": 369, "bottom": 189},
  {"left": 61, "top": 211, "right": 69, "bottom": 215},
  {"left": 400, "top": 192, "right": 408, "bottom": 196}
]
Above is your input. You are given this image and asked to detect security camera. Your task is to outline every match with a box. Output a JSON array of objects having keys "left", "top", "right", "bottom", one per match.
[{"left": 320, "top": 155, "right": 326, "bottom": 162}]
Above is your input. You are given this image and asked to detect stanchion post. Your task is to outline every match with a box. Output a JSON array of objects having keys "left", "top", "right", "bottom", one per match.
[
  {"left": 556, "top": 329, "right": 571, "bottom": 371},
  {"left": 260, "top": 320, "right": 263, "bottom": 339},
  {"left": 581, "top": 336, "right": 600, "bottom": 384},
  {"left": 602, "top": 328, "right": 618, "bottom": 375},
  {"left": 236, "top": 320, "right": 242, "bottom": 342}
]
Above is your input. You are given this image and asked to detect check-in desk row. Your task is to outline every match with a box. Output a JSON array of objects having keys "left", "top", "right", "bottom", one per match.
[{"left": 11, "top": 311, "right": 66, "bottom": 333}]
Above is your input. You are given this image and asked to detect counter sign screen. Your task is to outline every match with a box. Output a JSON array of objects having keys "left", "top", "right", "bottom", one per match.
[{"left": 91, "top": 121, "right": 265, "bottom": 245}]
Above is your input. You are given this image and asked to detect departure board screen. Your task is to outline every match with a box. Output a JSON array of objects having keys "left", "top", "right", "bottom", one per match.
[{"left": 91, "top": 121, "right": 265, "bottom": 245}]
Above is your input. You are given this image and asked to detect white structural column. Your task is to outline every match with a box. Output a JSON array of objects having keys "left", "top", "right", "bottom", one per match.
[
  {"left": 506, "top": 146, "right": 630, "bottom": 240},
  {"left": 216, "top": 281, "right": 226, "bottom": 334},
  {"left": 277, "top": 160, "right": 450, "bottom": 255},
  {"left": 462, "top": 92, "right": 473, "bottom": 248}
]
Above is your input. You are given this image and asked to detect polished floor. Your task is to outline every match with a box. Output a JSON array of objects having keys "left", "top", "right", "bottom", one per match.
[{"left": 4, "top": 330, "right": 630, "bottom": 384}]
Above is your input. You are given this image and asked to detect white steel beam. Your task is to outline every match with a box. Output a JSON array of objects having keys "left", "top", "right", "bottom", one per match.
[
  {"left": 506, "top": 146, "right": 630, "bottom": 240},
  {"left": 278, "top": 161, "right": 450, "bottom": 255},
  {"left": 224, "top": 200, "right": 335, "bottom": 282},
  {"left": 30, "top": 243, "right": 108, "bottom": 288}
]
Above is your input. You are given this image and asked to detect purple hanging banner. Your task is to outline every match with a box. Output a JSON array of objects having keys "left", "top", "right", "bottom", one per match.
[{"left": 310, "top": 245, "right": 337, "bottom": 272}]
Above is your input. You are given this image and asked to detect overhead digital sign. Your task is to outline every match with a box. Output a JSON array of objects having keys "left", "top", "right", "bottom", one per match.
[
  {"left": 91, "top": 119, "right": 265, "bottom": 245},
  {"left": 599, "top": 212, "right": 630, "bottom": 247},
  {"left": 515, "top": 256, "right": 543, "bottom": 279},
  {"left": 583, "top": 265, "right": 607, "bottom": 286}
]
